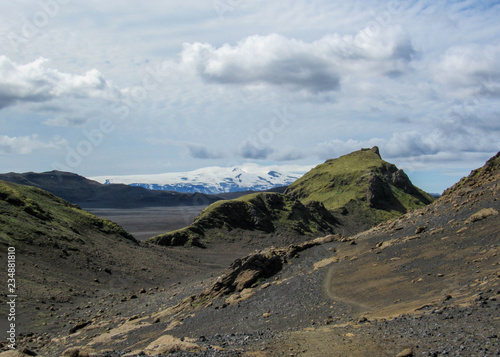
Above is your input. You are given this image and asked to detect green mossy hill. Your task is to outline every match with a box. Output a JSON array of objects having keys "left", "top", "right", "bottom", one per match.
[
  {"left": 0, "top": 180, "right": 135, "bottom": 248},
  {"left": 285, "top": 147, "right": 434, "bottom": 226},
  {"left": 148, "top": 192, "right": 338, "bottom": 248}
]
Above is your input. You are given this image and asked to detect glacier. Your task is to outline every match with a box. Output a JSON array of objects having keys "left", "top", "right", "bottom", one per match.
[{"left": 90, "top": 163, "right": 312, "bottom": 194}]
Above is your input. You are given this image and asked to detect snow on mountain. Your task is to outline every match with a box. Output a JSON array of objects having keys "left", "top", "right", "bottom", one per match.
[{"left": 90, "top": 164, "right": 313, "bottom": 194}]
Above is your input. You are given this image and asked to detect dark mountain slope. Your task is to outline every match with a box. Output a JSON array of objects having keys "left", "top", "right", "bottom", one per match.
[
  {"left": 285, "top": 146, "right": 434, "bottom": 229},
  {"left": 0, "top": 171, "right": 220, "bottom": 208},
  {"left": 443, "top": 149, "right": 500, "bottom": 195}
]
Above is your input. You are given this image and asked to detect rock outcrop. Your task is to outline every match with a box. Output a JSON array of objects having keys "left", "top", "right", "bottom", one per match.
[
  {"left": 176, "top": 235, "right": 340, "bottom": 309},
  {"left": 148, "top": 192, "right": 339, "bottom": 248}
]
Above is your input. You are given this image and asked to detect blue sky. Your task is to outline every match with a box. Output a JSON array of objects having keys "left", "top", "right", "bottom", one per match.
[{"left": 1, "top": 0, "right": 499, "bottom": 193}]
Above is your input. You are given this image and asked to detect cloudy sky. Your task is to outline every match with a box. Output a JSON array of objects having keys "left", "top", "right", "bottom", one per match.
[{"left": 1, "top": 0, "right": 499, "bottom": 193}]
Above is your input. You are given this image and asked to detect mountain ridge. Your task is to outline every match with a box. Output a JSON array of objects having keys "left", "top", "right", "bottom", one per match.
[
  {"left": 0, "top": 170, "right": 222, "bottom": 209},
  {"left": 0, "top": 179, "right": 251, "bottom": 342},
  {"left": 1, "top": 151, "right": 499, "bottom": 356},
  {"left": 28, "top": 150, "right": 499, "bottom": 357},
  {"left": 147, "top": 147, "right": 434, "bottom": 247}
]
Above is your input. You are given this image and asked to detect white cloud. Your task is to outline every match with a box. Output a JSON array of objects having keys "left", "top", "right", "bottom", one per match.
[
  {"left": 175, "top": 27, "right": 415, "bottom": 94},
  {"left": 41, "top": 104, "right": 108, "bottom": 127},
  {"left": 0, "top": 135, "right": 64, "bottom": 155},
  {"left": 185, "top": 143, "right": 224, "bottom": 159},
  {"left": 43, "top": 115, "right": 87, "bottom": 127},
  {"left": 434, "top": 44, "right": 500, "bottom": 97},
  {"left": 316, "top": 127, "right": 499, "bottom": 166},
  {"left": 0, "top": 56, "right": 121, "bottom": 110},
  {"left": 238, "top": 140, "right": 274, "bottom": 159},
  {"left": 272, "top": 146, "right": 306, "bottom": 161},
  {"left": 0, "top": 0, "right": 499, "bottom": 193}
]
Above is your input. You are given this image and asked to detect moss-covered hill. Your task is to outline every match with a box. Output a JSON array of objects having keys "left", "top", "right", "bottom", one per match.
[
  {"left": 0, "top": 180, "right": 135, "bottom": 247},
  {"left": 147, "top": 192, "right": 338, "bottom": 248},
  {"left": 285, "top": 147, "right": 434, "bottom": 228},
  {"left": 148, "top": 147, "right": 434, "bottom": 247}
]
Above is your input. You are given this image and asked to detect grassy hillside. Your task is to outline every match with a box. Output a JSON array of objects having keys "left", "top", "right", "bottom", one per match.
[
  {"left": 0, "top": 180, "right": 135, "bottom": 247},
  {"left": 0, "top": 180, "right": 207, "bottom": 337},
  {"left": 285, "top": 147, "right": 434, "bottom": 226},
  {"left": 147, "top": 192, "right": 338, "bottom": 248}
]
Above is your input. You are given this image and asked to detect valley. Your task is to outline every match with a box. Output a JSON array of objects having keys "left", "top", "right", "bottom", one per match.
[
  {"left": 87, "top": 206, "right": 208, "bottom": 241},
  {"left": 2, "top": 2, "right": 499, "bottom": 356},
  {"left": 0, "top": 148, "right": 498, "bottom": 356}
]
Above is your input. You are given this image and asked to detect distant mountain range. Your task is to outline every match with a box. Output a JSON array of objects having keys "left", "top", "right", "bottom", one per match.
[
  {"left": 0, "top": 171, "right": 221, "bottom": 208},
  {"left": 90, "top": 164, "right": 312, "bottom": 194}
]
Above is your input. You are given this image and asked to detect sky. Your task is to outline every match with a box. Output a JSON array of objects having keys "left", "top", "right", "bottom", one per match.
[{"left": 1, "top": 0, "right": 499, "bottom": 193}]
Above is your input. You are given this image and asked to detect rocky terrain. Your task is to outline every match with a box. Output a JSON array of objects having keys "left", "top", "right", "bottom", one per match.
[{"left": 0, "top": 149, "right": 498, "bottom": 356}]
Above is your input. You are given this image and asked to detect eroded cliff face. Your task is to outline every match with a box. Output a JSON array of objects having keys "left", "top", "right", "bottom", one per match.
[{"left": 148, "top": 192, "right": 339, "bottom": 248}]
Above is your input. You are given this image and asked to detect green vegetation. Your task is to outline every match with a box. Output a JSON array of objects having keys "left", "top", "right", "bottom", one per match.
[
  {"left": 150, "top": 226, "right": 205, "bottom": 247},
  {"left": 0, "top": 180, "right": 135, "bottom": 248},
  {"left": 285, "top": 147, "right": 434, "bottom": 226}
]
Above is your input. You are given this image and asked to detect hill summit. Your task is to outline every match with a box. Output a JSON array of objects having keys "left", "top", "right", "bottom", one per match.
[{"left": 285, "top": 147, "right": 434, "bottom": 229}]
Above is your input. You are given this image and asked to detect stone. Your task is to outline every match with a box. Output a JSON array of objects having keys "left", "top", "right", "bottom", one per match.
[
  {"left": 415, "top": 226, "right": 427, "bottom": 234},
  {"left": 396, "top": 348, "right": 413, "bottom": 357},
  {"left": 68, "top": 321, "right": 91, "bottom": 334},
  {"left": 0, "top": 352, "right": 33, "bottom": 357},
  {"left": 61, "top": 348, "right": 81, "bottom": 357},
  {"left": 465, "top": 208, "right": 498, "bottom": 224}
]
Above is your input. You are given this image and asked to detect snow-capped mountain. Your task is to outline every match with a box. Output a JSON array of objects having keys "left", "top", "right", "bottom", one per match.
[{"left": 90, "top": 164, "right": 313, "bottom": 194}]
